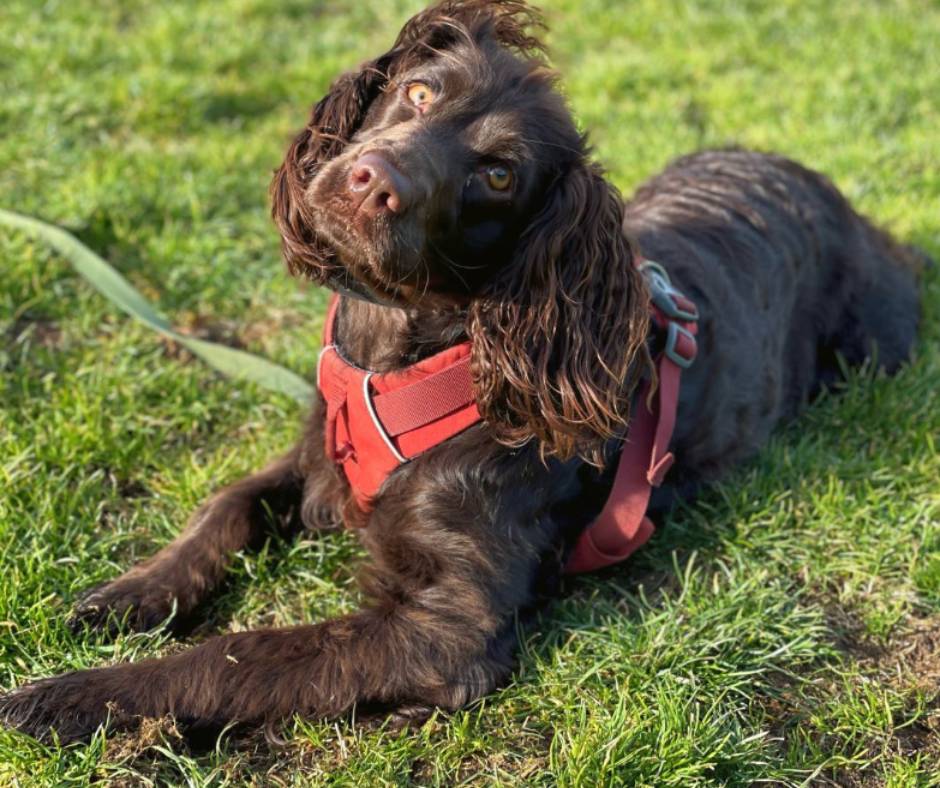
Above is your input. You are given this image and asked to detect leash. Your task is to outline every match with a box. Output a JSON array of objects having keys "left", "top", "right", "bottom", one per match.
[{"left": 0, "top": 209, "right": 315, "bottom": 403}]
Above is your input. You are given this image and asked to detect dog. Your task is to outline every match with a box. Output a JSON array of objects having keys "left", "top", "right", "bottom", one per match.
[{"left": 0, "top": 0, "right": 922, "bottom": 743}]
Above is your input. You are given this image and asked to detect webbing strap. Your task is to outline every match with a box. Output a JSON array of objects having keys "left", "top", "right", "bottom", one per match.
[
  {"left": 563, "top": 264, "right": 698, "bottom": 574},
  {"left": 319, "top": 293, "right": 477, "bottom": 467},
  {"left": 373, "top": 356, "right": 475, "bottom": 437},
  {"left": 563, "top": 376, "right": 661, "bottom": 574}
]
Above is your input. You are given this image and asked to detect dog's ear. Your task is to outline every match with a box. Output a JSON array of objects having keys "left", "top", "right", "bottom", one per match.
[
  {"left": 468, "top": 160, "right": 653, "bottom": 466},
  {"left": 270, "top": 51, "right": 397, "bottom": 281}
]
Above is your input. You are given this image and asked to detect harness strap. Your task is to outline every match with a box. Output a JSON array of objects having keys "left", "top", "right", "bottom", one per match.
[
  {"left": 563, "top": 262, "right": 698, "bottom": 574},
  {"left": 318, "top": 295, "right": 479, "bottom": 510},
  {"left": 320, "top": 295, "right": 476, "bottom": 439},
  {"left": 373, "top": 356, "right": 475, "bottom": 437},
  {"left": 562, "top": 369, "right": 674, "bottom": 572}
]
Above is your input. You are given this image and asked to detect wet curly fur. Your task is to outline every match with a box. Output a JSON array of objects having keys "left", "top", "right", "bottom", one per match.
[{"left": 1, "top": 0, "right": 923, "bottom": 744}]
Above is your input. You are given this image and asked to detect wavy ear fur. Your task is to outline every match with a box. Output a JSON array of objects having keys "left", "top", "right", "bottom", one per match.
[
  {"left": 270, "top": 59, "right": 393, "bottom": 280},
  {"left": 271, "top": 0, "right": 546, "bottom": 280},
  {"left": 468, "top": 160, "right": 653, "bottom": 466}
]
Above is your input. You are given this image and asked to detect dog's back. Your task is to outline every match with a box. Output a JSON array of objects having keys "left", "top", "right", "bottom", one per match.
[{"left": 623, "top": 149, "right": 921, "bottom": 481}]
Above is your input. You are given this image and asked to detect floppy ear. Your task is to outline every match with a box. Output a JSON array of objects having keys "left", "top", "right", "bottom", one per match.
[
  {"left": 270, "top": 53, "right": 396, "bottom": 281},
  {"left": 468, "top": 160, "right": 653, "bottom": 466}
]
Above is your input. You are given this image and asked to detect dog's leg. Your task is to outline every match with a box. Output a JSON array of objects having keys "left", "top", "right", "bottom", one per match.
[
  {"left": 3, "top": 457, "right": 565, "bottom": 742},
  {"left": 68, "top": 451, "right": 310, "bottom": 633},
  {"left": 0, "top": 608, "right": 518, "bottom": 743},
  {"left": 69, "top": 402, "right": 346, "bottom": 634}
]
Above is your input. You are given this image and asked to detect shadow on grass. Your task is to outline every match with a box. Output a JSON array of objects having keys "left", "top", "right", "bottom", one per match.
[{"left": 45, "top": 251, "right": 939, "bottom": 783}]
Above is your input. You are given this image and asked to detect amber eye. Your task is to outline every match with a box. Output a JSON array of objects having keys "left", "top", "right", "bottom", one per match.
[
  {"left": 486, "top": 165, "right": 513, "bottom": 191},
  {"left": 406, "top": 82, "right": 435, "bottom": 110}
]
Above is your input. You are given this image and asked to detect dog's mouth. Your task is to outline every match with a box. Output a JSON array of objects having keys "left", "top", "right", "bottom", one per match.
[{"left": 306, "top": 152, "right": 453, "bottom": 303}]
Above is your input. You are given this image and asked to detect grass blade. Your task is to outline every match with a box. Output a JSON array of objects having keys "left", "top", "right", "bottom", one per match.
[{"left": 0, "top": 208, "right": 315, "bottom": 403}]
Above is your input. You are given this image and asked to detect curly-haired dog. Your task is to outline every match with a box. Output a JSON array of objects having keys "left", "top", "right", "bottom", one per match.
[{"left": 1, "top": 0, "right": 922, "bottom": 742}]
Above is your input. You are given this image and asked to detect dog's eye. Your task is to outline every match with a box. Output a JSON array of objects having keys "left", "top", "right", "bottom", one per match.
[
  {"left": 485, "top": 165, "right": 513, "bottom": 191},
  {"left": 406, "top": 82, "right": 435, "bottom": 111}
]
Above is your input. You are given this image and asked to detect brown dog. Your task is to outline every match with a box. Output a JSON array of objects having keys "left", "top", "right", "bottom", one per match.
[{"left": 0, "top": 0, "right": 922, "bottom": 742}]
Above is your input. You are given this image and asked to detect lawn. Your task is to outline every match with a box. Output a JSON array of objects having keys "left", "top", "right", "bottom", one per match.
[{"left": 1, "top": 0, "right": 938, "bottom": 784}]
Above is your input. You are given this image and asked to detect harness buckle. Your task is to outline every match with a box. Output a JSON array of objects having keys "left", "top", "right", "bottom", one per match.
[
  {"left": 639, "top": 260, "right": 699, "bottom": 322},
  {"left": 664, "top": 322, "right": 697, "bottom": 369}
]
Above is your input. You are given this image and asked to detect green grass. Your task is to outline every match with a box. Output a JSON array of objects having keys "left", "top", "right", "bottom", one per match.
[{"left": 1, "top": 0, "right": 938, "bottom": 784}]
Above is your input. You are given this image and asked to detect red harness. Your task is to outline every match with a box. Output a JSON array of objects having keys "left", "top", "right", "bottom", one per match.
[{"left": 317, "top": 260, "right": 698, "bottom": 574}]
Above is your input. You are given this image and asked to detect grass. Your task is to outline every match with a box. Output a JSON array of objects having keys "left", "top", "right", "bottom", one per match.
[{"left": 0, "top": 0, "right": 938, "bottom": 784}]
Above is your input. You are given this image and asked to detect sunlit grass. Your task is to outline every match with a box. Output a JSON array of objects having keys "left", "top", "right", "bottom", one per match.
[{"left": 1, "top": 0, "right": 938, "bottom": 784}]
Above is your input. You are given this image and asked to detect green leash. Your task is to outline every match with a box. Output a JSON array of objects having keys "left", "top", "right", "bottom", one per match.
[{"left": 0, "top": 208, "right": 315, "bottom": 403}]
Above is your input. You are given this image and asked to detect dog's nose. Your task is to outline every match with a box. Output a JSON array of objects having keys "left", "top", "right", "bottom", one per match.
[{"left": 348, "top": 153, "right": 413, "bottom": 217}]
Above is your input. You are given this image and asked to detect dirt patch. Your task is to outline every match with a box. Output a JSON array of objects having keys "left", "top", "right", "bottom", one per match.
[
  {"left": 410, "top": 751, "right": 550, "bottom": 785},
  {"left": 4, "top": 315, "right": 63, "bottom": 351},
  {"left": 760, "top": 605, "right": 940, "bottom": 786},
  {"left": 881, "top": 620, "right": 940, "bottom": 686},
  {"left": 96, "top": 716, "right": 387, "bottom": 785},
  {"left": 828, "top": 606, "right": 940, "bottom": 693},
  {"left": 837, "top": 613, "right": 940, "bottom": 783},
  {"left": 239, "top": 308, "right": 305, "bottom": 347},
  {"left": 102, "top": 715, "right": 184, "bottom": 765},
  {"left": 93, "top": 712, "right": 554, "bottom": 786}
]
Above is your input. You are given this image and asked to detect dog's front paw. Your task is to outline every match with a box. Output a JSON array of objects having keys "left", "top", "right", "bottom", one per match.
[
  {"left": 0, "top": 670, "right": 134, "bottom": 743},
  {"left": 68, "top": 575, "right": 177, "bottom": 636}
]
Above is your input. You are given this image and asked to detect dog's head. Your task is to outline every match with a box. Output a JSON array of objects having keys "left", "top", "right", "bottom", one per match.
[{"left": 273, "top": 0, "right": 651, "bottom": 464}]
